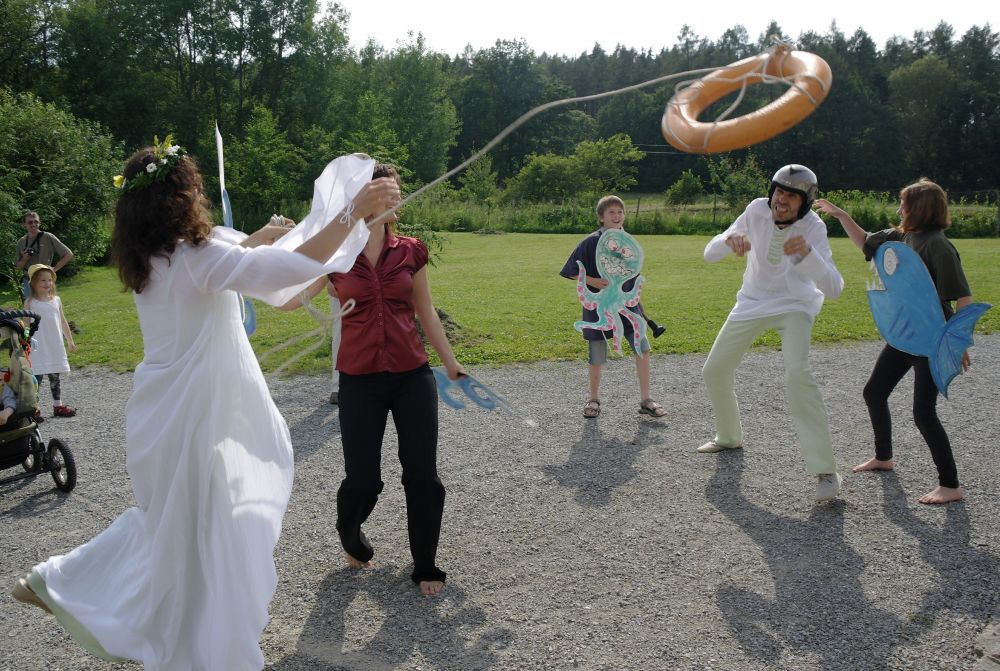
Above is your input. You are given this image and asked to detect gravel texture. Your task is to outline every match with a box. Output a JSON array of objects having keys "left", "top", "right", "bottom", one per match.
[{"left": 2, "top": 335, "right": 999, "bottom": 670}]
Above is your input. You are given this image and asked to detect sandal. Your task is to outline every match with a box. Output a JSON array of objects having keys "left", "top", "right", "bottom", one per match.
[
  {"left": 583, "top": 399, "right": 601, "bottom": 418},
  {"left": 638, "top": 399, "right": 666, "bottom": 418}
]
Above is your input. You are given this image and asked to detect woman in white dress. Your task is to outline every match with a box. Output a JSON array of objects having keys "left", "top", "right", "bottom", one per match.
[{"left": 11, "top": 140, "right": 400, "bottom": 669}]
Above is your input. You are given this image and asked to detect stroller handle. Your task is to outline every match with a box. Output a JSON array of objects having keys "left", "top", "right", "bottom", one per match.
[{"left": 0, "top": 310, "right": 41, "bottom": 340}]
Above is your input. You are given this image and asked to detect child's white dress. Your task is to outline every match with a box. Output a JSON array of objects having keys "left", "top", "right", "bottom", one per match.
[
  {"left": 26, "top": 296, "right": 69, "bottom": 375},
  {"left": 31, "top": 225, "right": 367, "bottom": 670}
]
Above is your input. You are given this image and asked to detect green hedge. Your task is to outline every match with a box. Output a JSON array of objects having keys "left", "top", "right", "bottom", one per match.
[{"left": 258, "top": 191, "right": 1000, "bottom": 239}]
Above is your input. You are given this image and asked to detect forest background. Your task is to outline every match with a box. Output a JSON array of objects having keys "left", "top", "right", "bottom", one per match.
[{"left": 1, "top": 0, "right": 999, "bottom": 273}]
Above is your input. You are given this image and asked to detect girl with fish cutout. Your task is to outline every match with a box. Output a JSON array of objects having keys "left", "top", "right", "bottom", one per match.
[{"left": 815, "top": 179, "right": 984, "bottom": 505}]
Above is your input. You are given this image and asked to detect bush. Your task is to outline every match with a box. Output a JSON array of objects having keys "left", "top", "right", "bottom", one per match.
[
  {"left": 0, "top": 88, "right": 121, "bottom": 269},
  {"left": 950, "top": 208, "right": 999, "bottom": 238},
  {"left": 664, "top": 169, "right": 704, "bottom": 205},
  {"left": 820, "top": 189, "right": 894, "bottom": 237},
  {"left": 707, "top": 154, "right": 768, "bottom": 209},
  {"left": 503, "top": 134, "right": 645, "bottom": 203}
]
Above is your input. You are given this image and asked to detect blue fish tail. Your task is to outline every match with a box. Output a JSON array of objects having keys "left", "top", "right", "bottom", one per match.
[
  {"left": 432, "top": 367, "right": 466, "bottom": 409},
  {"left": 929, "top": 302, "right": 992, "bottom": 398},
  {"left": 241, "top": 297, "right": 257, "bottom": 336}
]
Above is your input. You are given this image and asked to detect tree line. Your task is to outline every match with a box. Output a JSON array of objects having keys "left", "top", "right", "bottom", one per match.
[{"left": 2, "top": 1, "right": 999, "bottom": 261}]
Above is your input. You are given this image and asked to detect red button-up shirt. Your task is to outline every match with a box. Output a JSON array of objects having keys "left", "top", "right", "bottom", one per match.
[{"left": 331, "top": 233, "right": 429, "bottom": 375}]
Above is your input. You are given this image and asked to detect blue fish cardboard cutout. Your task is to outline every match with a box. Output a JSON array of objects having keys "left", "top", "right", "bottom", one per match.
[
  {"left": 432, "top": 367, "right": 514, "bottom": 413},
  {"left": 867, "top": 242, "right": 991, "bottom": 397}
]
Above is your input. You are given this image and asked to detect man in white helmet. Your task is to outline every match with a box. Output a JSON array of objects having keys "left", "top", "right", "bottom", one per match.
[{"left": 697, "top": 164, "right": 845, "bottom": 502}]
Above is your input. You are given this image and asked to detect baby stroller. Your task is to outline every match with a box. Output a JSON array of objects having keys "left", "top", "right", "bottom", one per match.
[{"left": 0, "top": 309, "right": 76, "bottom": 493}]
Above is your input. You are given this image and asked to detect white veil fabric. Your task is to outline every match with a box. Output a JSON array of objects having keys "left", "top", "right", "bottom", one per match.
[{"left": 252, "top": 153, "right": 375, "bottom": 306}]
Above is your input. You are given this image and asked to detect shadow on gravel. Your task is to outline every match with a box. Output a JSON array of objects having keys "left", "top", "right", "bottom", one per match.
[
  {"left": 267, "top": 567, "right": 513, "bottom": 671},
  {"left": 878, "top": 472, "right": 1000, "bottom": 634},
  {"left": 707, "top": 451, "right": 903, "bottom": 670},
  {"left": 541, "top": 417, "right": 662, "bottom": 507},
  {"left": 288, "top": 404, "right": 339, "bottom": 463},
  {"left": 0, "top": 483, "right": 74, "bottom": 519}
]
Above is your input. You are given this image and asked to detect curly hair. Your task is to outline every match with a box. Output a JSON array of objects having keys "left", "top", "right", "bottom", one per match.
[{"left": 111, "top": 147, "right": 214, "bottom": 293}]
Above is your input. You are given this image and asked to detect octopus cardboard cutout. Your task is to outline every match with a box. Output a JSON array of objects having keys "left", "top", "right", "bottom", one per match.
[{"left": 575, "top": 229, "right": 647, "bottom": 354}]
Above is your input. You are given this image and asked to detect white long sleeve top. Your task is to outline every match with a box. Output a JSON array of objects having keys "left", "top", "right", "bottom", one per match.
[{"left": 704, "top": 198, "right": 844, "bottom": 321}]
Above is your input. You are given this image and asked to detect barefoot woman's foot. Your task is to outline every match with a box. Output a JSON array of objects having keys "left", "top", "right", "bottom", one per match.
[
  {"left": 11, "top": 575, "right": 51, "bottom": 614},
  {"left": 852, "top": 457, "right": 895, "bottom": 473},
  {"left": 918, "top": 485, "right": 965, "bottom": 505},
  {"left": 344, "top": 552, "right": 373, "bottom": 569},
  {"left": 419, "top": 580, "right": 445, "bottom": 596}
]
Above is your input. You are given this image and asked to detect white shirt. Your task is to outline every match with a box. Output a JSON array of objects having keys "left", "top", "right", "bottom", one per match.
[{"left": 704, "top": 198, "right": 844, "bottom": 321}]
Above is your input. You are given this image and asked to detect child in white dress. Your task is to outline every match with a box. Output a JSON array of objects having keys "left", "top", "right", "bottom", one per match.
[{"left": 24, "top": 263, "right": 77, "bottom": 417}]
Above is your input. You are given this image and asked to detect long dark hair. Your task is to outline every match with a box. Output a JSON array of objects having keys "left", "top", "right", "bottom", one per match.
[{"left": 111, "top": 148, "right": 214, "bottom": 293}]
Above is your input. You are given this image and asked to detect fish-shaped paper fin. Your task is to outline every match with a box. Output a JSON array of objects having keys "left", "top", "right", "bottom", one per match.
[
  {"left": 868, "top": 242, "right": 991, "bottom": 397},
  {"left": 432, "top": 367, "right": 514, "bottom": 413}
]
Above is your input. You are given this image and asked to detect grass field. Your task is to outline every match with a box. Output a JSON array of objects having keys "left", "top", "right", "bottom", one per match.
[{"left": 5, "top": 234, "right": 998, "bottom": 374}]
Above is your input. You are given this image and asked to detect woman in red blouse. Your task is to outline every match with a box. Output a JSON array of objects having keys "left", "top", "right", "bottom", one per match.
[{"left": 285, "top": 164, "right": 464, "bottom": 596}]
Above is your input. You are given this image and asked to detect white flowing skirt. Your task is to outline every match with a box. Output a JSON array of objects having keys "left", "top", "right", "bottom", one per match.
[{"left": 34, "top": 292, "right": 293, "bottom": 670}]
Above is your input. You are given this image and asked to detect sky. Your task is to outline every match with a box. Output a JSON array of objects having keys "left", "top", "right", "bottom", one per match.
[{"left": 344, "top": 0, "right": 991, "bottom": 57}]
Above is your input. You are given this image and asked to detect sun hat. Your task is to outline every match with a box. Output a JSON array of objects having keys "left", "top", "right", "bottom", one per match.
[{"left": 27, "top": 264, "right": 55, "bottom": 282}]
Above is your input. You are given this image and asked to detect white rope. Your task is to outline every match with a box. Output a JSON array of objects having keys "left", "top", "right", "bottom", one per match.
[
  {"left": 260, "top": 292, "right": 356, "bottom": 377},
  {"left": 263, "top": 38, "right": 815, "bottom": 374},
  {"left": 361, "top": 63, "right": 730, "bottom": 231},
  {"left": 338, "top": 201, "right": 356, "bottom": 226}
]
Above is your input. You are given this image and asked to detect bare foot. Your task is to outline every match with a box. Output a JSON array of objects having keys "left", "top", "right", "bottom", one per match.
[
  {"left": 419, "top": 580, "right": 444, "bottom": 596},
  {"left": 918, "top": 486, "right": 965, "bottom": 505},
  {"left": 852, "top": 457, "right": 895, "bottom": 473},
  {"left": 344, "top": 552, "right": 373, "bottom": 569},
  {"left": 11, "top": 576, "right": 51, "bottom": 614}
]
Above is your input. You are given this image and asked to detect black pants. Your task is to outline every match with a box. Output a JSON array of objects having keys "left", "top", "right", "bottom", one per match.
[
  {"left": 337, "top": 364, "right": 446, "bottom": 584},
  {"left": 863, "top": 345, "right": 959, "bottom": 488}
]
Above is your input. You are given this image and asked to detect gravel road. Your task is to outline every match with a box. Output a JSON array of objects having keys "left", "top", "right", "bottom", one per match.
[{"left": 2, "top": 336, "right": 999, "bottom": 670}]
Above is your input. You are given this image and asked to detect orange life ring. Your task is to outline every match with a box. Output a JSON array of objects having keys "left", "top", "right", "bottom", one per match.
[{"left": 661, "top": 46, "right": 833, "bottom": 154}]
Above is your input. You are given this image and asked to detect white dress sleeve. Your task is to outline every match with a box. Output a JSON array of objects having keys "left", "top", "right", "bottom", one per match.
[
  {"left": 183, "top": 152, "right": 375, "bottom": 306},
  {"left": 182, "top": 228, "right": 366, "bottom": 306}
]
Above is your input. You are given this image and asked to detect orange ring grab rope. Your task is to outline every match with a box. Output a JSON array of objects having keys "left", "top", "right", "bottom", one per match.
[{"left": 661, "top": 45, "right": 832, "bottom": 154}]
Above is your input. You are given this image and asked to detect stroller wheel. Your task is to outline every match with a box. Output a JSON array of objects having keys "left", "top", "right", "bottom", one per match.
[
  {"left": 46, "top": 438, "right": 77, "bottom": 493},
  {"left": 21, "top": 433, "right": 43, "bottom": 472}
]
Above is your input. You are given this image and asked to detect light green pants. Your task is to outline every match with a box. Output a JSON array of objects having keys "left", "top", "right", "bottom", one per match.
[{"left": 702, "top": 311, "right": 837, "bottom": 475}]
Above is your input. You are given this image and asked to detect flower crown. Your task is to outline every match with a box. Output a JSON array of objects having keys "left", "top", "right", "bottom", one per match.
[{"left": 113, "top": 135, "right": 187, "bottom": 193}]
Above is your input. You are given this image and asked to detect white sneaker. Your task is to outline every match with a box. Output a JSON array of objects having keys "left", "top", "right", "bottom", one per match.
[
  {"left": 816, "top": 473, "right": 843, "bottom": 501},
  {"left": 696, "top": 440, "right": 742, "bottom": 454}
]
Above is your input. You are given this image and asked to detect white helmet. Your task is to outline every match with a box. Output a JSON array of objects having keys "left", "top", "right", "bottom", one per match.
[{"left": 768, "top": 164, "right": 818, "bottom": 220}]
